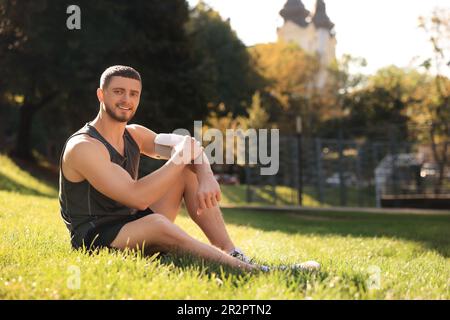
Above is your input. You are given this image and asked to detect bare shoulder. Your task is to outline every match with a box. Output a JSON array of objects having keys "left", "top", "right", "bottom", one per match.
[
  {"left": 62, "top": 135, "right": 108, "bottom": 182},
  {"left": 65, "top": 134, "right": 105, "bottom": 156},
  {"left": 126, "top": 124, "right": 157, "bottom": 149}
]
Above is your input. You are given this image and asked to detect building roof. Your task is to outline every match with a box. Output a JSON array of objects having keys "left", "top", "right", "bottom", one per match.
[
  {"left": 311, "top": 0, "right": 334, "bottom": 31},
  {"left": 279, "top": 0, "right": 310, "bottom": 28}
]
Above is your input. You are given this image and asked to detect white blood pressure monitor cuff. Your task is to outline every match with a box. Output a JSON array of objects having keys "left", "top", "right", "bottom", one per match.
[{"left": 154, "top": 133, "right": 185, "bottom": 159}]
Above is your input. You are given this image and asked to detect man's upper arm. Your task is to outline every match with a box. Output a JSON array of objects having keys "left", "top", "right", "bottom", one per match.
[
  {"left": 68, "top": 139, "right": 141, "bottom": 209},
  {"left": 127, "top": 124, "right": 171, "bottom": 159}
]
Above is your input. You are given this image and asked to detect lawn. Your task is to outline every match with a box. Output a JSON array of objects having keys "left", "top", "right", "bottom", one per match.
[
  {"left": 220, "top": 184, "right": 376, "bottom": 207},
  {"left": 0, "top": 154, "right": 449, "bottom": 299}
]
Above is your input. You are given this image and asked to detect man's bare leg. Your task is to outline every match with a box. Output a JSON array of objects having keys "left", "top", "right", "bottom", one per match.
[
  {"left": 181, "top": 167, "right": 236, "bottom": 253},
  {"left": 149, "top": 165, "right": 236, "bottom": 254},
  {"left": 109, "top": 213, "right": 256, "bottom": 271}
]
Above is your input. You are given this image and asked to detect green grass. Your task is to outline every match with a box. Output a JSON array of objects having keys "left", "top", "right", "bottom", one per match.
[
  {"left": 0, "top": 153, "right": 449, "bottom": 299},
  {"left": 220, "top": 184, "right": 376, "bottom": 207},
  {"left": 220, "top": 184, "right": 322, "bottom": 206}
]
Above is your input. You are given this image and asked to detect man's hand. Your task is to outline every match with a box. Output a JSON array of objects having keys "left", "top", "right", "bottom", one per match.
[
  {"left": 171, "top": 136, "right": 203, "bottom": 165},
  {"left": 197, "top": 173, "right": 222, "bottom": 213}
]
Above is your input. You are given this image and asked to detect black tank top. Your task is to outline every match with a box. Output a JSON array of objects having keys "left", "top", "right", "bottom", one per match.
[{"left": 58, "top": 122, "right": 141, "bottom": 248}]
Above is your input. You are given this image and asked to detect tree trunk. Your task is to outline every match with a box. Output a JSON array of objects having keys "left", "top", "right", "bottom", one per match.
[
  {"left": 12, "top": 92, "right": 58, "bottom": 161},
  {"left": 436, "top": 141, "right": 448, "bottom": 195},
  {"left": 13, "top": 103, "right": 36, "bottom": 160},
  {"left": 430, "top": 124, "right": 449, "bottom": 195}
]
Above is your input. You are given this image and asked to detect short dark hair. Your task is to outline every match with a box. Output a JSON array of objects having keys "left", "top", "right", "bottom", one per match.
[{"left": 100, "top": 65, "right": 141, "bottom": 89}]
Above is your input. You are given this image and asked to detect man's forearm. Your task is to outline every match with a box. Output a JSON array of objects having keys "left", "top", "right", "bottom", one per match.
[
  {"left": 133, "top": 159, "right": 186, "bottom": 209},
  {"left": 193, "top": 152, "right": 214, "bottom": 179},
  {"left": 154, "top": 134, "right": 213, "bottom": 177},
  {"left": 153, "top": 144, "right": 212, "bottom": 177}
]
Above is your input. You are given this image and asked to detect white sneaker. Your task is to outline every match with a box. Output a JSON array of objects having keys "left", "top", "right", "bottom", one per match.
[
  {"left": 291, "top": 260, "right": 321, "bottom": 271},
  {"left": 228, "top": 247, "right": 252, "bottom": 264},
  {"left": 260, "top": 260, "right": 321, "bottom": 273}
]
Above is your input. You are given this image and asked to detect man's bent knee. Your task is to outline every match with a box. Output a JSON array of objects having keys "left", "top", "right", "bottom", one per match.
[
  {"left": 111, "top": 213, "right": 170, "bottom": 249},
  {"left": 143, "top": 213, "right": 170, "bottom": 225},
  {"left": 147, "top": 214, "right": 190, "bottom": 250}
]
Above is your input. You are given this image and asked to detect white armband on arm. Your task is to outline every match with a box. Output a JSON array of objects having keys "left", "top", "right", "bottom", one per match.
[
  {"left": 154, "top": 133, "right": 185, "bottom": 159},
  {"left": 154, "top": 133, "right": 185, "bottom": 147}
]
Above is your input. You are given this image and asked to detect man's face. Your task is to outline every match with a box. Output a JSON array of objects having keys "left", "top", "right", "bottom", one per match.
[{"left": 98, "top": 76, "right": 141, "bottom": 123}]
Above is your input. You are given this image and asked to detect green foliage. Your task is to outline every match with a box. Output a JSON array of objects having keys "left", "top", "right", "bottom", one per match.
[
  {"left": 237, "top": 91, "right": 270, "bottom": 130},
  {"left": 320, "top": 66, "right": 426, "bottom": 141},
  {"left": 327, "top": 54, "right": 367, "bottom": 94},
  {"left": 418, "top": 8, "right": 450, "bottom": 76},
  {"left": 249, "top": 41, "right": 321, "bottom": 134},
  {"left": 0, "top": 0, "right": 211, "bottom": 159},
  {"left": 249, "top": 41, "right": 319, "bottom": 99},
  {"left": 186, "top": 1, "right": 263, "bottom": 116}
]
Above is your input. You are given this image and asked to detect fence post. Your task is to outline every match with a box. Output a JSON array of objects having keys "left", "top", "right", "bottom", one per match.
[
  {"left": 290, "top": 136, "right": 298, "bottom": 205},
  {"left": 356, "top": 144, "right": 363, "bottom": 207},
  {"left": 315, "top": 138, "right": 324, "bottom": 205},
  {"left": 338, "top": 133, "right": 347, "bottom": 206},
  {"left": 296, "top": 117, "right": 303, "bottom": 206},
  {"left": 372, "top": 142, "right": 382, "bottom": 208},
  {"left": 245, "top": 166, "right": 252, "bottom": 203},
  {"left": 389, "top": 132, "right": 399, "bottom": 199},
  {"left": 270, "top": 174, "right": 277, "bottom": 205}
]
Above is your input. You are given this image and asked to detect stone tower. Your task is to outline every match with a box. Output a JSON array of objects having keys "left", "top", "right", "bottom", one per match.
[{"left": 277, "top": 0, "right": 336, "bottom": 88}]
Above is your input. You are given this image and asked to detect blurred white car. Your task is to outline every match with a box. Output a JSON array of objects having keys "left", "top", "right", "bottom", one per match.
[
  {"left": 326, "top": 172, "right": 358, "bottom": 187},
  {"left": 213, "top": 173, "right": 240, "bottom": 185},
  {"left": 420, "top": 163, "right": 438, "bottom": 178}
]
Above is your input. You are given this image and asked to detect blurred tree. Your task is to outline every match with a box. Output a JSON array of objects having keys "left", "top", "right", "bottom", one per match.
[
  {"left": 203, "top": 91, "right": 271, "bottom": 171},
  {"left": 417, "top": 8, "right": 450, "bottom": 193},
  {"left": 316, "top": 54, "right": 367, "bottom": 140},
  {"left": 237, "top": 91, "right": 270, "bottom": 130},
  {"left": 0, "top": 0, "right": 209, "bottom": 161},
  {"left": 203, "top": 108, "right": 239, "bottom": 173},
  {"left": 249, "top": 40, "right": 319, "bottom": 135},
  {"left": 1, "top": 0, "right": 67, "bottom": 160},
  {"left": 186, "top": 1, "right": 262, "bottom": 117},
  {"left": 334, "top": 66, "right": 421, "bottom": 141},
  {"left": 326, "top": 54, "right": 367, "bottom": 119}
]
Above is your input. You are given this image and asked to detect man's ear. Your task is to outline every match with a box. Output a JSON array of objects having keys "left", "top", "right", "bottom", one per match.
[{"left": 96, "top": 88, "right": 104, "bottom": 102}]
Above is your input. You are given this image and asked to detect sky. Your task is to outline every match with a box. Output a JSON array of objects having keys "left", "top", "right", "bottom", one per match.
[{"left": 187, "top": 0, "right": 449, "bottom": 75}]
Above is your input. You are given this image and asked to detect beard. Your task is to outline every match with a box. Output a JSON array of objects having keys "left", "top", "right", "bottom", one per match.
[{"left": 103, "top": 101, "right": 136, "bottom": 123}]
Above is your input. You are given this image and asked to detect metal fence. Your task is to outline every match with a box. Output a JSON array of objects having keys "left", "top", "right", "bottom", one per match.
[{"left": 236, "top": 136, "right": 450, "bottom": 209}]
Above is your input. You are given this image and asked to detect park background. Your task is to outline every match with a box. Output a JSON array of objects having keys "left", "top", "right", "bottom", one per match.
[{"left": 0, "top": 0, "right": 449, "bottom": 299}]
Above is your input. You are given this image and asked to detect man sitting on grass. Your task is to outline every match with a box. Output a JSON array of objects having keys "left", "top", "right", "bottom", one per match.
[{"left": 59, "top": 65, "right": 320, "bottom": 272}]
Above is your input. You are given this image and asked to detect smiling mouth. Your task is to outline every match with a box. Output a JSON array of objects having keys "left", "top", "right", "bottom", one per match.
[{"left": 117, "top": 105, "right": 132, "bottom": 111}]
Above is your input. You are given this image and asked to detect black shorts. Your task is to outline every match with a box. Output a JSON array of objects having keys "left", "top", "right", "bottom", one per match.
[{"left": 82, "top": 208, "right": 154, "bottom": 250}]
